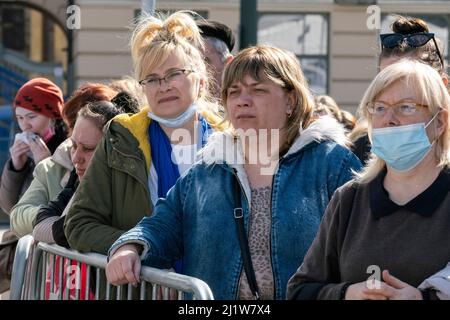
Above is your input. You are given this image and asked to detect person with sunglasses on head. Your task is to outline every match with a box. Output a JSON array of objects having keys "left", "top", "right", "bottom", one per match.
[
  {"left": 287, "top": 59, "right": 450, "bottom": 300},
  {"left": 379, "top": 16, "right": 446, "bottom": 78},
  {"left": 351, "top": 15, "right": 448, "bottom": 165},
  {"left": 64, "top": 11, "right": 224, "bottom": 260}
]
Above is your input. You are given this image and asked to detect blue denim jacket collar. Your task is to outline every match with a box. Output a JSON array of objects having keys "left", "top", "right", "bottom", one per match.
[{"left": 198, "top": 116, "right": 350, "bottom": 202}]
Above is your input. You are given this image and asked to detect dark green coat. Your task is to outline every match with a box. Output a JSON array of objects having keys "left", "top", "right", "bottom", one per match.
[{"left": 64, "top": 107, "right": 153, "bottom": 254}]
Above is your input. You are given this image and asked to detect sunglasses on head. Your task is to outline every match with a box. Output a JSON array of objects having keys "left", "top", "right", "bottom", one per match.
[{"left": 380, "top": 32, "right": 444, "bottom": 69}]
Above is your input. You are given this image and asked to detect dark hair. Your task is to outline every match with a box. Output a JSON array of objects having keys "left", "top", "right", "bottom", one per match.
[
  {"left": 77, "top": 101, "right": 122, "bottom": 131},
  {"left": 111, "top": 91, "right": 140, "bottom": 114},
  {"left": 380, "top": 16, "right": 445, "bottom": 74},
  {"left": 197, "top": 20, "right": 235, "bottom": 52},
  {"left": 392, "top": 16, "right": 429, "bottom": 34}
]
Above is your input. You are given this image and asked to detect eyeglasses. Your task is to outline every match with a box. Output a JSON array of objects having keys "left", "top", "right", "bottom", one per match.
[
  {"left": 139, "top": 68, "right": 195, "bottom": 88},
  {"left": 367, "top": 101, "right": 428, "bottom": 117},
  {"left": 380, "top": 32, "right": 444, "bottom": 69}
]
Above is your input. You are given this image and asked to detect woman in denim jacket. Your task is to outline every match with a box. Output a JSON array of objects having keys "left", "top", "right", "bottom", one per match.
[{"left": 106, "top": 45, "right": 362, "bottom": 300}]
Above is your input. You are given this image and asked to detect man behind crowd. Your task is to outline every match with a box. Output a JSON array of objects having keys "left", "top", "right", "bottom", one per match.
[{"left": 197, "top": 20, "right": 235, "bottom": 99}]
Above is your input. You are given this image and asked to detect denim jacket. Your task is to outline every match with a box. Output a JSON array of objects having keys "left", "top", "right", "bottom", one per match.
[{"left": 109, "top": 116, "right": 362, "bottom": 299}]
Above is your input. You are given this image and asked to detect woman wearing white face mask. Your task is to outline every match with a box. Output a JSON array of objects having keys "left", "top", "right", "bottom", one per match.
[
  {"left": 64, "top": 11, "right": 225, "bottom": 260},
  {"left": 287, "top": 59, "right": 450, "bottom": 300}
]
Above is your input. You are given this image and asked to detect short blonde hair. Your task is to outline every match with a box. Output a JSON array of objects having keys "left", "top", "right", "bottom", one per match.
[
  {"left": 221, "top": 45, "right": 315, "bottom": 150},
  {"left": 357, "top": 58, "right": 450, "bottom": 183}
]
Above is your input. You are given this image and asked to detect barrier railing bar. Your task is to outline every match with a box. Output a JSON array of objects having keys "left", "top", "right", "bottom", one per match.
[
  {"left": 95, "top": 268, "right": 100, "bottom": 300},
  {"left": 86, "top": 265, "right": 91, "bottom": 300},
  {"left": 13, "top": 240, "right": 214, "bottom": 300},
  {"left": 40, "top": 251, "right": 46, "bottom": 299}
]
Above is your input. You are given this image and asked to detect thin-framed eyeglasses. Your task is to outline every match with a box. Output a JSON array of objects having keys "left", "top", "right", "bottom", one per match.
[
  {"left": 139, "top": 68, "right": 195, "bottom": 88},
  {"left": 379, "top": 32, "right": 444, "bottom": 70},
  {"left": 367, "top": 101, "right": 428, "bottom": 117}
]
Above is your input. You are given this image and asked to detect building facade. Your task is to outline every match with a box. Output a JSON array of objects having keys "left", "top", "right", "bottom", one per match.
[{"left": 1, "top": 0, "right": 450, "bottom": 114}]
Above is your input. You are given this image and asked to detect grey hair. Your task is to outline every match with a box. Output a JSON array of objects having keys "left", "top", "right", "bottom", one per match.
[{"left": 204, "top": 36, "right": 231, "bottom": 62}]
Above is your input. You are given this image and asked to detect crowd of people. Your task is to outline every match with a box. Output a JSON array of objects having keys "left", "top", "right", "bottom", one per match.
[{"left": 0, "top": 11, "right": 449, "bottom": 300}]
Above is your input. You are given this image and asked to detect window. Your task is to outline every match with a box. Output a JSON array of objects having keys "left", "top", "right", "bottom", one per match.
[
  {"left": 1, "top": 7, "right": 26, "bottom": 53},
  {"left": 258, "top": 13, "right": 329, "bottom": 95}
]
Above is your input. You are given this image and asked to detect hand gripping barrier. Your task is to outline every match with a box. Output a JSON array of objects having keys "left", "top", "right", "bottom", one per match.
[{"left": 10, "top": 237, "right": 214, "bottom": 300}]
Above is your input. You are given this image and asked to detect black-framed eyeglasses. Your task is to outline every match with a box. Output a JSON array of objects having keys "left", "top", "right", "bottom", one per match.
[
  {"left": 139, "top": 68, "right": 195, "bottom": 88},
  {"left": 379, "top": 32, "right": 444, "bottom": 70}
]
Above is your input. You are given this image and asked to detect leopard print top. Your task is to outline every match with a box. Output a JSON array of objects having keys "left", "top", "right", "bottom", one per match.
[{"left": 237, "top": 186, "right": 274, "bottom": 300}]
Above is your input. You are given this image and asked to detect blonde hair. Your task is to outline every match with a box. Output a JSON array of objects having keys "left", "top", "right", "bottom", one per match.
[
  {"left": 221, "top": 45, "right": 315, "bottom": 151},
  {"left": 131, "top": 11, "right": 217, "bottom": 112},
  {"left": 357, "top": 59, "right": 450, "bottom": 183}
]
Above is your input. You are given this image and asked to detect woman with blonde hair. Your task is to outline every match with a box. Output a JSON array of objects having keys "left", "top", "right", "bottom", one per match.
[
  {"left": 105, "top": 44, "right": 361, "bottom": 300},
  {"left": 64, "top": 11, "right": 224, "bottom": 260},
  {"left": 287, "top": 59, "right": 450, "bottom": 300}
]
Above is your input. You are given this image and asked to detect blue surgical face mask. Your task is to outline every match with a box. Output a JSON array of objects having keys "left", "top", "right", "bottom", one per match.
[
  {"left": 371, "top": 112, "right": 440, "bottom": 172},
  {"left": 148, "top": 102, "right": 197, "bottom": 128}
]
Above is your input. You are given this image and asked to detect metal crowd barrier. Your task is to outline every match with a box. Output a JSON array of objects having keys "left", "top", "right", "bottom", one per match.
[
  {"left": 10, "top": 236, "right": 214, "bottom": 300},
  {"left": 10, "top": 235, "right": 34, "bottom": 300}
]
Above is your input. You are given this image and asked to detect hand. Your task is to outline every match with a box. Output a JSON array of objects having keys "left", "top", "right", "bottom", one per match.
[
  {"left": 28, "top": 136, "right": 51, "bottom": 164},
  {"left": 345, "top": 281, "right": 388, "bottom": 300},
  {"left": 106, "top": 244, "right": 141, "bottom": 286},
  {"left": 362, "top": 270, "right": 422, "bottom": 300},
  {"left": 10, "top": 139, "right": 30, "bottom": 170}
]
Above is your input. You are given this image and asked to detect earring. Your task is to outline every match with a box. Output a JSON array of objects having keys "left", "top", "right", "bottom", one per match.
[{"left": 287, "top": 110, "right": 293, "bottom": 118}]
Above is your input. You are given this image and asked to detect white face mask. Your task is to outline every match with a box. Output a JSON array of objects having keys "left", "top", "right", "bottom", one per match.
[{"left": 147, "top": 103, "right": 197, "bottom": 128}]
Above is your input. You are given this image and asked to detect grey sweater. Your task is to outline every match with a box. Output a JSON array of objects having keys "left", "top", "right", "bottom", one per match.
[{"left": 287, "top": 168, "right": 450, "bottom": 300}]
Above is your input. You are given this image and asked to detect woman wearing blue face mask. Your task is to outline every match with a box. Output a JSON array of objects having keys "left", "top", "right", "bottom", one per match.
[
  {"left": 287, "top": 59, "right": 450, "bottom": 300},
  {"left": 64, "top": 11, "right": 225, "bottom": 258}
]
